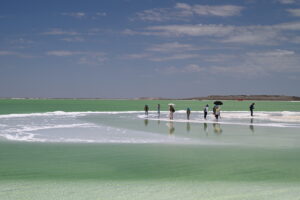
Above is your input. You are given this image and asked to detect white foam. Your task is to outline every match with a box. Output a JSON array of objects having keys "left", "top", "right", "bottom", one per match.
[
  {"left": 0, "top": 111, "right": 84, "bottom": 119},
  {"left": 0, "top": 110, "right": 299, "bottom": 143},
  {"left": 2, "top": 123, "right": 97, "bottom": 134},
  {"left": 0, "top": 111, "right": 147, "bottom": 119},
  {"left": 4, "top": 132, "right": 45, "bottom": 142}
]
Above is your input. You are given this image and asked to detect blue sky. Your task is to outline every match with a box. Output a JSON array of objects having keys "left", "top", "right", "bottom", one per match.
[{"left": 1, "top": 0, "right": 300, "bottom": 98}]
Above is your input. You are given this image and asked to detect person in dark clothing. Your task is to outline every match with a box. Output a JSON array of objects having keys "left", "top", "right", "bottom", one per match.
[
  {"left": 144, "top": 105, "right": 149, "bottom": 116},
  {"left": 249, "top": 103, "right": 255, "bottom": 117},
  {"left": 186, "top": 108, "right": 191, "bottom": 120},
  {"left": 157, "top": 104, "right": 160, "bottom": 117},
  {"left": 169, "top": 105, "right": 175, "bottom": 120}
]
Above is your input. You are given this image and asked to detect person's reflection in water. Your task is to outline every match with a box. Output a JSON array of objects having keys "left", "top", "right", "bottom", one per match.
[
  {"left": 144, "top": 119, "right": 149, "bottom": 127},
  {"left": 249, "top": 118, "right": 255, "bottom": 133},
  {"left": 167, "top": 121, "right": 175, "bottom": 135},
  {"left": 203, "top": 123, "right": 208, "bottom": 136},
  {"left": 213, "top": 123, "right": 222, "bottom": 135},
  {"left": 186, "top": 122, "right": 191, "bottom": 133}
]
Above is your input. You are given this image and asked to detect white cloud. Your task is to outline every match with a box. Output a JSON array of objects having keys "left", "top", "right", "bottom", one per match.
[
  {"left": 287, "top": 9, "right": 300, "bottom": 16},
  {"left": 135, "top": 3, "right": 244, "bottom": 22},
  {"left": 175, "top": 3, "right": 192, "bottom": 10},
  {"left": 274, "top": 21, "right": 300, "bottom": 30},
  {"left": 247, "top": 49, "right": 295, "bottom": 57},
  {"left": 125, "top": 21, "right": 300, "bottom": 45},
  {"left": 122, "top": 42, "right": 203, "bottom": 62},
  {"left": 96, "top": 12, "right": 107, "bottom": 16},
  {"left": 203, "top": 54, "right": 237, "bottom": 62},
  {"left": 46, "top": 51, "right": 77, "bottom": 56},
  {"left": 150, "top": 53, "right": 199, "bottom": 62},
  {"left": 156, "top": 66, "right": 180, "bottom": 74},
  {"left": 157, "top": 64, "right": 204, "bottom": 74},
  {"left": 78, "top": 52, "right": 107, "bottom": 65},
  {"left": 122, "top": 51, "right": 200, "bottom": 62},
  {"left": 277, "top": 0, "right": 297, "bottom": 4},
  {"left": 221, "top": 28, "right": 281, "bottom": 45},
  {"left": 0, "top": 51, "right": 34, "bottom": 58},
  {"left": 61, "top": 37, "right": 85, "bottom": 42},
  {"left": 183, "top": 64, "right": 204, "bottom": 72},
  {"left": 136, "top": 8, "right": 170, "bottom": 22},
  {"left": 122, "top": 53, "right": 151, "bottom": 59},
  {"left": 147, "top": 42, "right": 199, "bottom": 52},
  {"left": 146, "top": 24, "right": 235, "bottom": 37},
  {"left": 0, "top": 51, "right": 18, "bottom": 56},
  {"left": 156, "top": 49, "right": 300, "bottom": 77},
  {"left": 187, "top": 4, "right": 243, "bottom": 17},
  {"left": 10, "top": 38, "right": 34, "bottom": 45},
  {"left": 211, "top": 49, "right": 300, "bottom": 76},
  {"left": 8, "top": 38, "right": 35, "bottom": 49},
  {"left": 61, "top": 12, "right": 86, "bottom": 19},
  {"left": 291, "top": 36, "right": 300, "bottom": 43},
  {"left": 62, "top": 12, "right": 107, "bottom": 20},
  {"left": 46, "top": 51, "right": 107, "bottom": 65},
  {"left": 42, "top": 29, "right": 79, "bottom": 36}
]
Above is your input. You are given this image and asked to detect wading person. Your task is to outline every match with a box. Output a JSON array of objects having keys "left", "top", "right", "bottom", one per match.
[
  {"left": 169, "top": 104, "right": 175, "bottom": 120},
  {"left": 215, "top": 106, "right": 221, "bottom": 120},
  {"left": 157, "top": 104, "right": 160, "bottom": 117},
  {"left": 249, "top": 103, "right": 255, "bottom": 117},
  {"left": 213, "top": 105, "right": 217, "bottom": 116},
  {"left": 186, "top": 107, "right": 191, "bottom": 120},
  {"left": 204, "top": 104, "right": 209, "bottom": 119},
  {"left": 144, "top": 105, "right": 149, "bottom": 116}
]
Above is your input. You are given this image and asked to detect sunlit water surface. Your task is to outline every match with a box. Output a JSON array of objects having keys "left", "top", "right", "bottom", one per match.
[{"left": 0, "top": 111, "right": 300, "bottom": 200}]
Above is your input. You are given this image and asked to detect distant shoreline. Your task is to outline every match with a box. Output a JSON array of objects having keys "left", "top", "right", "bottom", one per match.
[
  {"left": 1, "top": 95, "right": 300, "bottom": 101},
  {"left": 180, "top": 95, "right": 300, "bottom": 101}
]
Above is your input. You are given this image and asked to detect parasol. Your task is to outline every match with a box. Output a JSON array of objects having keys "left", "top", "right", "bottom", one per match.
[{"left": 213, "top": 101, "right": 223, "bottom": 105}]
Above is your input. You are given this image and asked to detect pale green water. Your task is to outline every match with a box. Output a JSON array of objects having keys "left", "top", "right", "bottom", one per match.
[
  {"left": 0, "top": 100, "right": 300, "bottom": 199},
  {"left": 1, "top": 181, "right": 300, "bottom": 200},
  {"left": 1, "top": 142, "right": 300, "bottom": 199},
  {"left": 0, "top": 99, "right": 300, "bottom": 114}
]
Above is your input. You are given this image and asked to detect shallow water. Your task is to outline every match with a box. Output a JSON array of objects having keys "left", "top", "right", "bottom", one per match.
[
  {"left": 0, "top": 111, "right": 300, "bottom": 199},
  {"left": 0, "top": 111, "right": 299, "bottom": 146}
]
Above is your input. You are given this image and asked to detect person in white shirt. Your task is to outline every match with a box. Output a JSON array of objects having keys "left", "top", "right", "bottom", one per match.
[{"left": 204, "top": 104, "right": 209, "bottom": 119}]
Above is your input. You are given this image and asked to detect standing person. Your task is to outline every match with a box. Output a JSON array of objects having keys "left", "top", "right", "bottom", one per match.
[
  {"left": 169, "top": 105, "right": 175, "bottom": 120},
  {"left": 144, "top": 105, "right": 149, "bottom": 116},
  {"left": 203, "top": 104, "right": 209, "bottom": 119},
  {"left": 215, "top": 106, "right": 221, "bottom": 120},
  {"left": 157, "top": 104, "right": 160, "bottom": 117},
  {"left": 249, "top": 103, "right": 255, "bottom": 117},
  {"left": 213, "top": 105, "right": 217, "bottom": 116},
  {"left": 186, "top": 107, "right": 191, "bottom": 120}
]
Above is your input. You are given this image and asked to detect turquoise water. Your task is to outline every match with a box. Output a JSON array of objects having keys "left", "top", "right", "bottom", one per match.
[
  {"left": 0, "top": 100, "right": 300, "bottom": 199},
  {"left": 0, "top": 99, "right": 300, "bottom": 114}
]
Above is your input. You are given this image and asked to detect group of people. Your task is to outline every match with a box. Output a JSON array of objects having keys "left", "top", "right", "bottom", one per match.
[
  {"left": 144, "top": 104, "right": 175, "bottom": 119},
  {"left": 144, "top": 102, "right": 255, "bottom": 120}
]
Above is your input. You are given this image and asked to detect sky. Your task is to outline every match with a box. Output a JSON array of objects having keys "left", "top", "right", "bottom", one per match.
[{"left": 1, "top": 0, "right": 300, "bottom": 98}]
